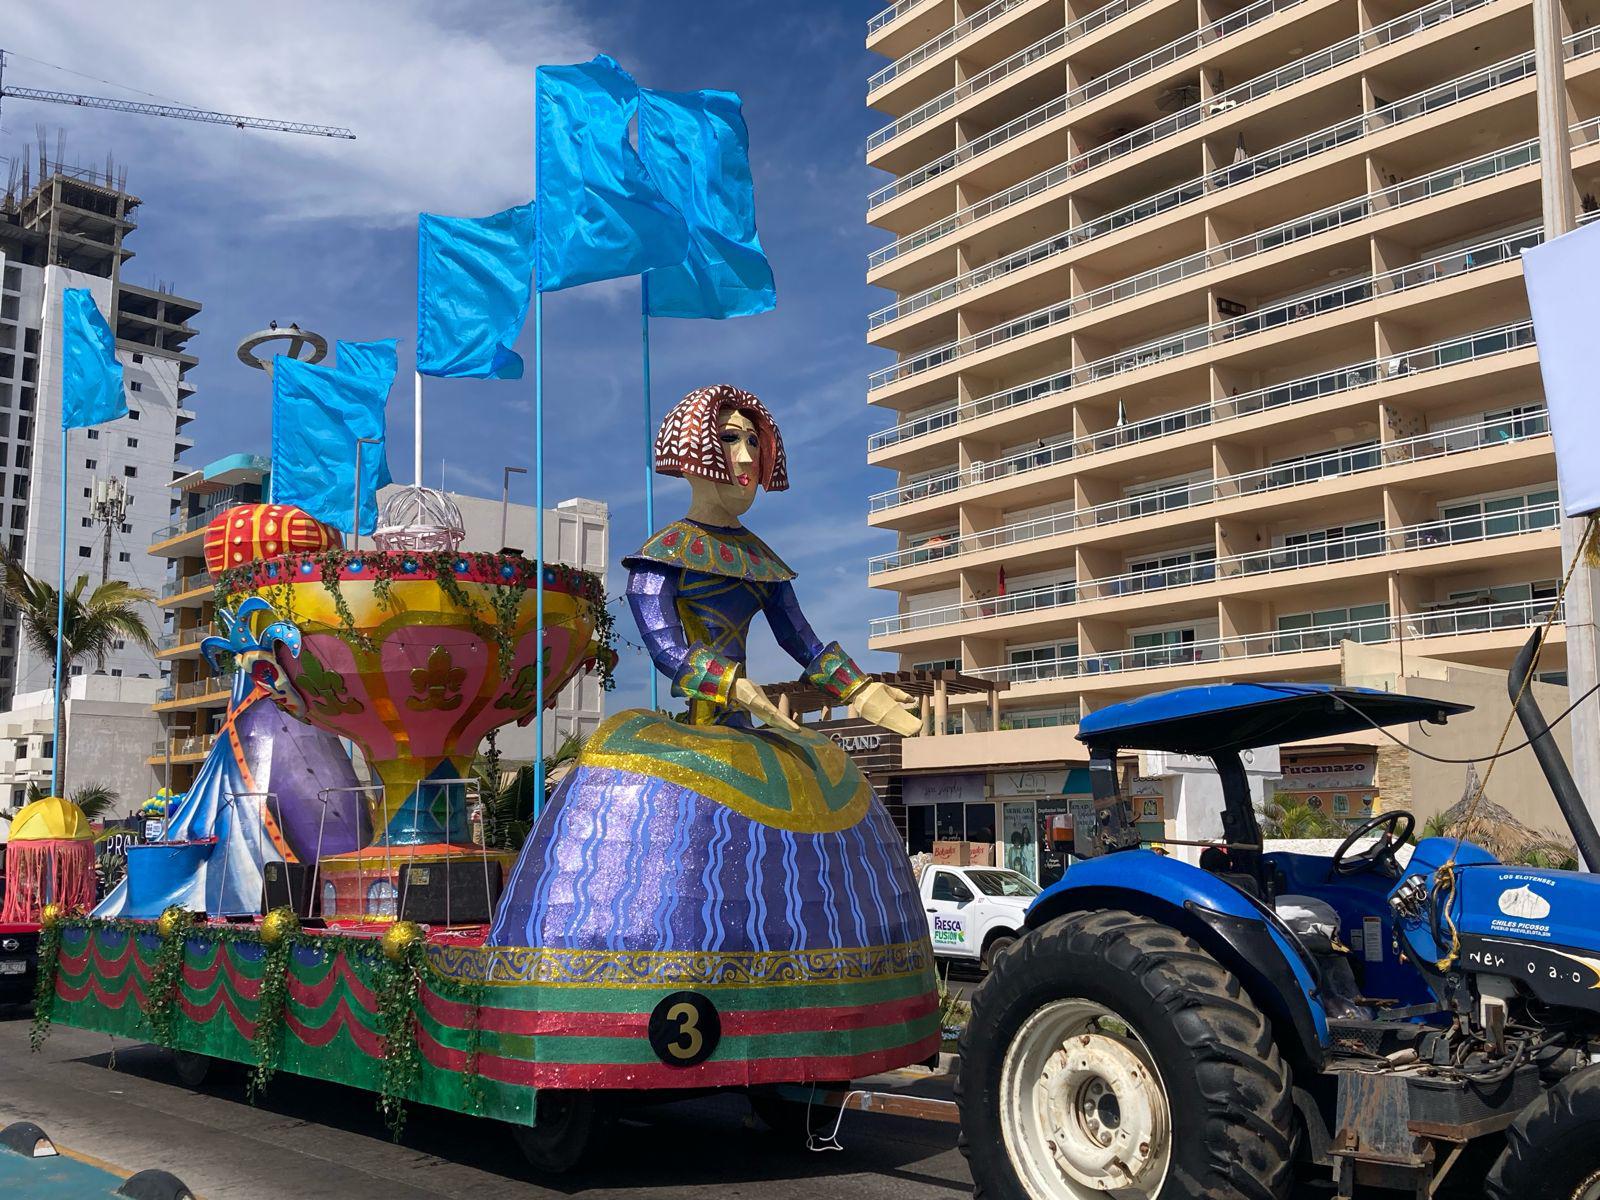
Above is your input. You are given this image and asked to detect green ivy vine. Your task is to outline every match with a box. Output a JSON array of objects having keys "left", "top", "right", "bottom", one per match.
[
  {"left": 148, "top": 909, "right": 199, "bottom": 1046},
  {"left": 373, "top": 939, "right": 425, "bottom": 1138},
  {"left": 248, "top": 935, "right": 295, "bottom": 1100},
  {"left": 28, "top": 919, "right": 67, "bottom": 1052}
]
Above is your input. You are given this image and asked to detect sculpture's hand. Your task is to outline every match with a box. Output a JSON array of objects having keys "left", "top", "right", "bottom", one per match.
[
  {"left": 854, "top": 680, "right": 923, "bottom": 737},
  {"left": 732, "top": 676, "right": 801, "bottom": 731}
]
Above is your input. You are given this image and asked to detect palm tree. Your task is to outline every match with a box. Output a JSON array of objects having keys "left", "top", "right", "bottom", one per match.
[
  {"left": 0, "top": 551, "right": 156, "bottom": 793},
  {"left": 1260, "top": 795, "right": 1348, "bottom": 840},
  {"left": 471, "top": 732, "right": 588, "bottom": 852},
  {"left": 70, "top": 782, "right": 120, "bottom": 823}
]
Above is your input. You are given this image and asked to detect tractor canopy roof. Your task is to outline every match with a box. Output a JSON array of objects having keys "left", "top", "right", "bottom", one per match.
[{"left": 1077, "top": 683, "right": 1470, "bottom": 756}]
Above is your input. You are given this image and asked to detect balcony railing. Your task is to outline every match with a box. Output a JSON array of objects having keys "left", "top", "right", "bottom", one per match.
[
  {"left": 869, "top": 109, "right": 1562, "bottom": 335},
  {"left": 160, "top": 571, "right": 211, "bottom": 600},
  {"left": 869, "top": 123, "right": 1558, "bottom": 391},
  {"left": 159, "top": 677, "right": 231, "bottom": 704},
  {"left": 967, "top": 598, "right": 1561, "bottom": 685},
  {"left": 872, "top": 407, "right": 1546, "bottom": 567},
  {"left": 149, "top": 733, "right": 217, "bottom": 759},
  {"left": 157, "top": 626, "right": 213, "bottom": 652},
  {"left": 866, "top": 15, "right": 1584, "bottom": 273},
  {"left": 869, "top": 0, "right": 938, "bottom": 37},
  {"left": 867, "top": 0, "right": 1490, "bottom": 210},
  {"left": 870, "top": 284, "right": 1540, "bottom": 516},
  {"left": 869, "top": 0, "right": 1304, "bottom": 152},
  {"left": 872, "top": 0, "right": 1048, "bottom": 92},
  {"left": 869, "top": 503, "right": 1558, "bottom": 637}
]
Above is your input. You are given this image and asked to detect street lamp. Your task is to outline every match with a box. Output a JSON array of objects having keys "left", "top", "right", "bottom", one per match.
[{"left": 500, "top": 466, "right": 528, "bottom": 551}]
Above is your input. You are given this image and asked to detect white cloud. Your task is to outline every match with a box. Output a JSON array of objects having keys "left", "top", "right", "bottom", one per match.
[{"left": 4, "top": 0, "right": 595, "bottom": 225}]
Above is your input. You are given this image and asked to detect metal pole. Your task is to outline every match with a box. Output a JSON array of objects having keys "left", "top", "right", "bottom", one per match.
[
  {"left": 353, "top": 436, "right": 380, "bottom": 552},
  {"left": 533, "top": 69, "right": 547, "bottom": 820},
  {"left": 1534, "top": 0, "right": 1600, "bottom": 815},
  {"left": 52, "top": 425, "right": 68, "bottom": 798},
  {"left": 413, "top": 372, "right": 424, "bottom": 486},
  {"left": 500, "top": 465, "right": 527, "bottom": 550},
  {"left": 641, "top": 277, "right": 659, "bottom": 711}
]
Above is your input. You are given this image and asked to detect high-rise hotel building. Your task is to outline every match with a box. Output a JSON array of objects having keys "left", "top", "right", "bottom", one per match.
[{"left": 864, "top": 0, "right": 1589, "bottom": 850}]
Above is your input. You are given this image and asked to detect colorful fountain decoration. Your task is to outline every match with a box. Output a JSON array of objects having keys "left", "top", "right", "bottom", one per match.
[{"left": 206, "top": 487, "right": 613, "bottom": 908}]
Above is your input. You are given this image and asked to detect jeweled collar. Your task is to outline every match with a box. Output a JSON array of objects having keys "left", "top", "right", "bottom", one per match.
[{"left": 624, "top": 518, "right": 794, "bottom": 582}]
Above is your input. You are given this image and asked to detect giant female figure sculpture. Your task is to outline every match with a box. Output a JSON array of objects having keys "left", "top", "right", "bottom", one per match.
[{"left": 488, "top": 384, "right": 939, "bottom": 1087}]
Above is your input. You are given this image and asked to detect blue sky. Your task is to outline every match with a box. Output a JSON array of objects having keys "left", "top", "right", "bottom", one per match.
[{"left": 8, "top": 1, "right": 899, "bottom": 708}]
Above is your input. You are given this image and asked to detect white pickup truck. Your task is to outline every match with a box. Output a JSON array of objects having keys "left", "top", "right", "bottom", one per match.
[{"left": 920, "top": 864, "right": 1040, "bottom": 970}]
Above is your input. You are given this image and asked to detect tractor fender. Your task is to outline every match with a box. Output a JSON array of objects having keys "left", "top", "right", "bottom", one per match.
[{"left": 1025, "top": 851, "right": 1329, "bottom": 1071}]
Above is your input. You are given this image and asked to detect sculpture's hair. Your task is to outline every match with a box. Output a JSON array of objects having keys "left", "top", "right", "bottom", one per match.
[{"left": 653, "top": 383, "right": 789, "bottom": 492}]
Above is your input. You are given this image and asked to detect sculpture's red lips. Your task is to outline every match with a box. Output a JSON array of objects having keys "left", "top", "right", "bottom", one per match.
[{"left": 736, "top": 473, "right": 751, "bottom": 487}]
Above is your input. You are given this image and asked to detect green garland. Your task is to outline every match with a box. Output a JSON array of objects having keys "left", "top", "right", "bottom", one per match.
[
  {"left": 373, "top": 940, "right": 425, "bottom": 1138},
  {"left": 28, "top": 919, "right": 66, "bottom": 1052},
  {"left": 35, "top": 916, "right": 488, "bottom": 1139},
  {"left": 148, "top": 910, "right": 198, "bottom": 1046},
  {"left": 212, "top": 548, "right": 618, "bottom": 692},
  {"left": 248, "top": 934, "right": 295, "bottom": 1100}
]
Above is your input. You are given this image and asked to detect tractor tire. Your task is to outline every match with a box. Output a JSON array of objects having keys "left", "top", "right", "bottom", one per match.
[
  {"left": 1487, "top": 1065, "right": 1600, "bottom": 1199},
  {"left": 957, "top": 909, "right": 1294, "bottom": 1200},
  {"left": 512, "top": 1090, "right": 608, "bottom": 1174}
]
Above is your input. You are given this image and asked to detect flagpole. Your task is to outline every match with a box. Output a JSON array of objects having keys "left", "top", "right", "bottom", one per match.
[
  {"left": 52, "top": 426, "right": 68, "bottom": 798},
  {"left": 640, "top": 276, "right": 659, "bottom": 711},
  {"left": 413, "top": 371, "right": 424, "bottom": 486},
  {"left": 533, "top": 74, "right": 547, "bottom": 821}
]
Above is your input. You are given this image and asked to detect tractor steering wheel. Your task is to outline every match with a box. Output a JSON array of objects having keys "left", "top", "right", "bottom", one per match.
[{"left": 1330, "top": 810, "right": 1414, "bottom": 877}]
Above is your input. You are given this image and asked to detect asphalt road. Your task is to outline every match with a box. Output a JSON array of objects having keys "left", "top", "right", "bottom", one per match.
[{"left": 0, "top": 1010, "right": 972, "bottom": 1200}]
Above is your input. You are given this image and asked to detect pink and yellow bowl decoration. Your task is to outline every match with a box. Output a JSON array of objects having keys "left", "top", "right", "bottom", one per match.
[{"left": 218, "top": 549, "right": 609, "bottom": 848}]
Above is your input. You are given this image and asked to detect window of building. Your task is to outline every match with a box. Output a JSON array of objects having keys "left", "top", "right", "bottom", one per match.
[
  {"left": 82, "top": 487, "right": 92, "bottom": 499},
  {"left": 84, "top": 459, "right": 97, "bottom": 470},
  {"left": 128, "top": 408, "right": 140, "bottom": 420},
  {"left": 1276, "top": 520, "right": 1384, "bottom": 566},
  {"left": 131, "top": 353, "right": 143, "bottom": 364},
  {"left": 80, "top": 517, "right": 92, "bottom": 529},
  {"left": 10, "top": 477, "right": 25, "bottom": 500},
  {"left": 117, "top": 552, "right": 130, "bottom": 563},
  {"left": 1267, "top": 442, "right": 1379, "bottom": 489},
  {"left": 120, "top": 523, "right": 131, "bottom": 534},
  {"left": 86, "top": 428, "right": 99, "bottom": 440},
  {"left": 14, "top": 447, "right": 28, "bottom": 470},
  {"left": 1276, "top": 603, "right": 1390, "bottom": 649},
  {"left": 912, "top": 658, "right": 961, "bottom": 673},
  {"left": 1438, "top": 489, "right": 1560, "bottom": 542},
  {"left": 1007, "top": 641, "right": 1078, "bottom": 683},
  {"left": 18, "top": 387, "right": 32, "bottom": 412},
  {"left": 77, "top": 546, "right": 91, "bottom": 558},
  {"left": 126, "top": 437, "right": 138, "bottom": 448},
  {"left": 9, "top": 535, "right": 23, "bottom": 557},
  {"left": 110, "top": 668, "right": 122, "bottom": 677},
  {"left": 8, "top": 508, "right": 21, "bottom": 531},
  {"left": 123, "top": 466, "right": 137, "bottom": 478},
  {"left": 22, "top": 328, "right": 37, "bottom": 354},
  {"left": 130, "top": 381, "right": 142, "bottom": 393}
]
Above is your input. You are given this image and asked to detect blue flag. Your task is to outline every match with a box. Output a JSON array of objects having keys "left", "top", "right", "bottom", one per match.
[
  {"left": 271, "top": 354, "right": 394, "bottom": 534},
  {"left": 639, "top": 89, "right": 775, "bottom": 320},
  {"left": 61, "top": 288, "right": 127, "bottom": 429},
  {"left": 536, "top": 55, "right": 688, "bottom": 292},
  {"left": 335, "top": 340, "right": 397, "bottom": 488},
  {"left": 417, "top": 204, "right": 536, "bottom": 379}
]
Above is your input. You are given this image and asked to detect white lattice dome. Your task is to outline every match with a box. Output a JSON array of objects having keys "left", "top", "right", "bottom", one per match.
[{"left": 372, "top": 485, "right": 466, "bottom": 553}]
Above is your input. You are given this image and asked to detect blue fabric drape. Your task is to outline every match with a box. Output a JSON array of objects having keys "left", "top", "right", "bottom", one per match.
[
  {"left": 416, "top": 203, "right": 536, "bottom": 380},
  {"left": 335, "top": 339, "right": 396, "bottom": 488},
  {"left": 639, "top": 88, "right": 775, "bottom": 319},
  {"left": 271, "top": 353, "right": 394, "bottom": 534},
  {"left": 61, "top": 288, "right": 127, "bottom": 428},
  {"left": 536, "top": 55, "right": 688, "bottom": 292}
]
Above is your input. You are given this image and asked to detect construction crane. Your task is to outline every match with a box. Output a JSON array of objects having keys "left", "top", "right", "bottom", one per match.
[{"left": 0, "top": 49, "right": 355, "bottom": 139}]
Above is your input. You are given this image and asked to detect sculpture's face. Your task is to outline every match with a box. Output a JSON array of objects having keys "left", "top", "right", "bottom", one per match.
[{"left": 690, "top": 409, "right": 762, "bottom": 518}]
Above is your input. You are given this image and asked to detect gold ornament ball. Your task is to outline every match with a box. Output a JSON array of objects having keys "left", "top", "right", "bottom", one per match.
[
  {"left": 381, "top": 921, "right": 423, "bottom": 961},
  {"left": 261, "top": 908, "right": 300, "bottom": 946},
  {"left": 157, "top": 907, "right": 189, "bottom": 939},
  {"left": 39, "top": 902, "right": 64, "bottom": 928}
]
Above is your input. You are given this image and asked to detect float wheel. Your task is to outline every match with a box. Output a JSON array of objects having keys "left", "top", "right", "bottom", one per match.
[{"left": 513, "top": 1090, "right": 608, "bottom": 1174}]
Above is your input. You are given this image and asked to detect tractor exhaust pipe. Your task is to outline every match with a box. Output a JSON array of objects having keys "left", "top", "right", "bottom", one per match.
[{"left": 1509, "top": 627, "right": 1600, "bottom": 872}]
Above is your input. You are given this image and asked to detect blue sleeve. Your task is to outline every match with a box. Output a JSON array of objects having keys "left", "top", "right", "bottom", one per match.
[
  {"left": 627, "top": 563, "right": 690, "bottom": 681},
  {"left": 764, "top": 580, "right": 824, "bottom": 668}
]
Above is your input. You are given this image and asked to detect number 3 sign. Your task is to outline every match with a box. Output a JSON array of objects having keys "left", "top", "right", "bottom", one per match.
[{"left": 647, "top": 991, "right": 722, "bottom": 1067}]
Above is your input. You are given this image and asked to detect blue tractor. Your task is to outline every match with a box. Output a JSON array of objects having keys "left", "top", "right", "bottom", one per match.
[{"left": 959, "top": 630, "right": 1600, "bottom": 1199}]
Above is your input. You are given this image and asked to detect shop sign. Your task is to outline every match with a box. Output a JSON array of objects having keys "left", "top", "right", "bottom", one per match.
[
  {"left": 1281, "top": 756, "right": 1375, "bottom": 789},
  {"left": 992, "top": 769, "right": 1066, "bottom": 797},
  {"left": 903, "top": 772, "right": 985, "bottom": 806},
  {"left": 1002, "top": 801, "right": 1037, "bottom": 877},
  {"left": 816, "top": 716, "right": 903, "bottom": 775}
]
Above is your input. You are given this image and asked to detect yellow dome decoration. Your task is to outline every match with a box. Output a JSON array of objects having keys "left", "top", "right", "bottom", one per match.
[{"left": 9, "top": 796, "right": 91, "bottom": 843}]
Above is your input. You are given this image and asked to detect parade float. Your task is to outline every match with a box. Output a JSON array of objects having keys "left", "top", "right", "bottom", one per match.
[{"left": 28, "top": 52, "right": 939, "bottom": 1173}]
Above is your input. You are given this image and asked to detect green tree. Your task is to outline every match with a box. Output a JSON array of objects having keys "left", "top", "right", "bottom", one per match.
[
  {"left": 0, "top": 552, "right": 156, "bottom": 793},
  {"left": 1260, "top": 795, "right": 1347, "bottom": 840},
  {"left": 471, "top": 732, "right": 588, "bottom": 851}
]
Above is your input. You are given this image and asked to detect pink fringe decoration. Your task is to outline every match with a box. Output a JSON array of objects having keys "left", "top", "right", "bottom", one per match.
[{"left": 1, "top": 839, "right": 96, "bottom": 923}]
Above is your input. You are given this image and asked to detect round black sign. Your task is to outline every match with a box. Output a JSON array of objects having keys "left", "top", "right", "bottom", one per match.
[{"left": 647, "top": 991, "right": 721, "bottom": 1067}]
